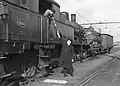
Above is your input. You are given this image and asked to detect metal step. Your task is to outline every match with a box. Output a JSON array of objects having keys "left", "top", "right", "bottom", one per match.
[{"left": 0, "top": 57, "right": 7, "bottom": 59}]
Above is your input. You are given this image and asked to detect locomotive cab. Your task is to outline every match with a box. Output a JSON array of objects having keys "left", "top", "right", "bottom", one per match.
[
  {"left": 39, "top": 0, "right": 61, "bottom": 41},
  {"left": 39, "top": 0, "right": 52, "bottom": 15},
  {"left": 39, "top": 0, "right": 60, "bottom": 20}
]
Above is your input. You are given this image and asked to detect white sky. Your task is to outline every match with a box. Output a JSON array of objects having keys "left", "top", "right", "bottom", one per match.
[{"left": 55, "top": 0, "right": 120, "bottom": 42}]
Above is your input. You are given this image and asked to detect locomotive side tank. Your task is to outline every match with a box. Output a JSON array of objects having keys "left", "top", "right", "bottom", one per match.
[
  {"left": 3, "top": 0, "right": 57, "bottom": 43},
  {"left": 0, "top": 0, "right": 61, "bottom": 47},
  {"left": 0, "top": 0, "right": 46, "bottom": 54}
]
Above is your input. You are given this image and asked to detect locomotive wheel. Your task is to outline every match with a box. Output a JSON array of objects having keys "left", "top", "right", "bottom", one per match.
[
  {"left": 78, "top": 55, "right": 83, "bottom": 63},
  {"left": 72, "top": 54, "right": 77, "bottom": 62},
  {"left": 108, "top": 48, "right": 111, "bottom": 53},
  {"left": 82, "top": 51, "right": 87, "bottom": 59},
  {"left": 78, "top": 51, "right": 87, "bottom": 63}
]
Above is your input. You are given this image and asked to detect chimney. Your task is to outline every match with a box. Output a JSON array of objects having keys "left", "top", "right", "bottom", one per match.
[
  {"left": 61, "top": 12, "right": 69, "bottom": 20},
  {"left": 71, "top": 14, "right": 76, "bottom": 23}
]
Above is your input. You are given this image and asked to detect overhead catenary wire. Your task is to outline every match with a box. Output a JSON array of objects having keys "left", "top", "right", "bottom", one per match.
[
  {"left": 75, "top": 11, "right": 90, "bottom": 23},
  {"left": 79, "top": 21, "right": 120, "bottom": 25}
]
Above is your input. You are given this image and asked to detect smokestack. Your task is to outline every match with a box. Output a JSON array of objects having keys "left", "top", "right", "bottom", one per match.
[
  {"left": 61, "top": 12, "right": 69, "bottom": 20},
  {"left": 71, "top": 14, "right": 76, "bottom": 23}
]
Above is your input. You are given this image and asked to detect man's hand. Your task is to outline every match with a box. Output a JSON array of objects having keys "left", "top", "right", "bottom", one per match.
[
  {"left": 57, "top": 30, "right": 61, "bottom": 38},
  {"left": 44, "top": 9, "right": 54, "bottom": 18}
]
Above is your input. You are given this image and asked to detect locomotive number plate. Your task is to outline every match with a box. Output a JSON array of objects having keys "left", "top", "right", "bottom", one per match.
[{"left": 17, "top": 19, "right": 27, "bottom": 28}]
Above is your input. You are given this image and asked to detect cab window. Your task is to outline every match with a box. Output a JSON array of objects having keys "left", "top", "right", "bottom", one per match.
[{"left": 39, "top": 0, "right": 52, "bottom": 15}]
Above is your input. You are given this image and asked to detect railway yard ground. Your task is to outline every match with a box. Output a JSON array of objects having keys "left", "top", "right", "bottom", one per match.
[
  {"left": 22, "top": 47, "right": 120, "bottom": 86},
  {"left": 85, "top": 48, "right": 120, "bottom": 86}
]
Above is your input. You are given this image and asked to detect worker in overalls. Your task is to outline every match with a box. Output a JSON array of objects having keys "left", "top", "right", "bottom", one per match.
[{"left": 59, "top": 39, "right": 74, "bottom": 77}]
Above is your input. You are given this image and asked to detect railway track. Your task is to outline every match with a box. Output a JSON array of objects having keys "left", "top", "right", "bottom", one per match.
[
  {"left": 18, "top": 55, "right": 119, "bottom": 86},
  {"left": 76, "top": 55, "right": 119, "bottom": 86},
  {"left": 4, "top": 51, "right": 119, "bottom": 86},
  {"left": 18, "top": 54, "right": 120, "bottom": 86}
]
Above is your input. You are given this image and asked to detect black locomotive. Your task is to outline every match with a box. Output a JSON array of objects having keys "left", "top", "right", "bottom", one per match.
[{"left": 0, "top": 0, "right": 113, "bottom": 83}]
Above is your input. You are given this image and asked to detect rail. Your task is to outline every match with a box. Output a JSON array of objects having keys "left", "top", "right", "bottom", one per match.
[{"left": 76, "top": 55, "right": 119, "bottom": 86}]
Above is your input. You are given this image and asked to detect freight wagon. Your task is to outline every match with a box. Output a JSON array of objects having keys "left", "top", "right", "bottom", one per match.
[{"left": 100, "top": 34, "right": 113, "bottom": 53}]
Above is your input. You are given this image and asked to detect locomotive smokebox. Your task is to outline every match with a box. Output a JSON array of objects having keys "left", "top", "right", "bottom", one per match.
[
  {"left": 61, "top": 12, "right": 69, "bottom": 20},
  {"left": 71, "top": 14, "right": 76, "bottom": 23}
]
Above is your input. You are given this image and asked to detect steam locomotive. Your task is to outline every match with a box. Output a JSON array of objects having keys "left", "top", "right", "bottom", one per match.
[{"left": 0, "top": 0, "right": 113, "bottom": 80}]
